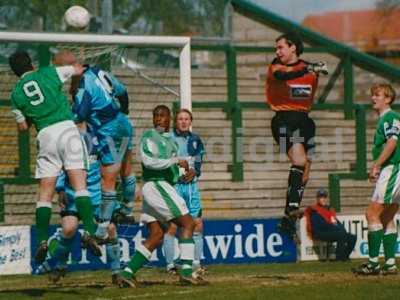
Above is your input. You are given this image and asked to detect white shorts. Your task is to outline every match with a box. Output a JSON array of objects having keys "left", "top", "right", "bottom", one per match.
[
  {"left": 140, "top": 181, "right": 189, "bottom": 224},
  {"left": 372, "top": 164, "right": 400, "bottom": 204},
  {"left": 35, "top": 120, "right": 88, "bottom": 178}
]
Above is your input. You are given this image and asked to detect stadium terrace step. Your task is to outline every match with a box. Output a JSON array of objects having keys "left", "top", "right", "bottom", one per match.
[
  {"left": 243, "top": 162, "right": 349, "bottom": 171},
  {"left": 200, "top": 172, "right": 232, "bottom": 181},
  {"left": 204, "top": 207, "right": 283, "bottom": 219},
  {"left": 242, "top": 110, "right": 346, "bottom": 119},
  {"left": 242, "top": 119, "right": 354, "bottom": 128},
  {"left": 198, "top": 179, "right": 330, "bottom": 191},
  {"left": 207, "top": 199, "right": 299, "bottom": 210}
]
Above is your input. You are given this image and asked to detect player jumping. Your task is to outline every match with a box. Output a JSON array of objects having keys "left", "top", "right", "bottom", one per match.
[
  {"left": 265, "top": 32, "right": 327, "bottom": 241},
  {"left": 9, "top": 51, "right": 101, "bottom": 263},
  {"left": 53, "top": 51, "right": 136, "bottom": 240}
]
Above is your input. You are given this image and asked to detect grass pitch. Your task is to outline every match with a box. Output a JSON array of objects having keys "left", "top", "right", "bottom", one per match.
[{"left": 0, "top": 261, "right": 399, "bottom": 300}]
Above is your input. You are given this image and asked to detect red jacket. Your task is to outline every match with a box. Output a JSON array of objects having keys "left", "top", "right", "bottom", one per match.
[{"left": 304, "top": 204, "right": 337, "bottom": 239}]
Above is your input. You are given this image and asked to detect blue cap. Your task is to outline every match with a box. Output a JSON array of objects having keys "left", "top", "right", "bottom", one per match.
[{"left": 316, "top": 188, "right": 328, "bottom": 198}]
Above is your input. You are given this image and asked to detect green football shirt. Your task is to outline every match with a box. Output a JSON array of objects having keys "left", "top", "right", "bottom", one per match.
[
  {"left": 140, "top": 129, "right": 180, "bottom": 185},
  {"left": 10, "top": 66, "right": 73, "bottom": 132},
  {"left": 372, "top": 109, "right": 400, "bottom": 167}
]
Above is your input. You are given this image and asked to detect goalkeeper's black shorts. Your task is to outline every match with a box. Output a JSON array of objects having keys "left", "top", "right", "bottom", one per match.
[{"left": 271, "top": 110, "right": 315, "bottom": 156}]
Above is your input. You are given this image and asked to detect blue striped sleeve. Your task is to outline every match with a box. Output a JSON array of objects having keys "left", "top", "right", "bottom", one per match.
[
  {"left": 189, "top": 134, "right": 205, "bottom": 177},
  {"left": 108, "top": 73, "right": 129, "bottom": 114},
  {"left": 72, "top": 88, "right": 92, "bottom": 123},
  {"left": 108, "top": 72, "right": 127, "bottom": 96}
]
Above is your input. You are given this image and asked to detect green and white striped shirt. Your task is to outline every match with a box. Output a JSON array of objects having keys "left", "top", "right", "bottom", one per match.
[
  {"left": 372, "top": 109, "right": 400, "bottom": 168},
  {"left": 140, "top": 129, "right": 180, "bottom": 184}
]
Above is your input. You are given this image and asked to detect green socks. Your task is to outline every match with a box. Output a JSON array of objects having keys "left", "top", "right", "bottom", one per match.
[
  {"left": 368, "top": 224, "right": 398, "bottom": 268},
  {"left": 124, "top": 245, "right": 152, "bottom": 277},
  {"left": 383, "top": 228, "right": 397, "bottom": 267},
  {"left": 35, "top": 202, "right": 52, "bottom": 243},
  {"left": 368, "top": 224, "right": 383, "bottom": 264},
  {"left": 75, "top": 191, "right": 96, "bottom": 235}
]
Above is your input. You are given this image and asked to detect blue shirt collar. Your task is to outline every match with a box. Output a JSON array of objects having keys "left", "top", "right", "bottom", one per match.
[{"left": 173, "top": 128, "right": 191, "bottom": 137}]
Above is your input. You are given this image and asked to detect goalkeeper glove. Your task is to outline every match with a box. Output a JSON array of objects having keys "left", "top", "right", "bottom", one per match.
[{"left": 307, "top": 61, "right": 328, "bottom": 75}]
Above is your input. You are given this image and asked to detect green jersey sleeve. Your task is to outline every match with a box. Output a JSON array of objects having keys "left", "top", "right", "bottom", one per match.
[
  {"left": 381, "top": 112, "right": 400, "bottom": 140},
  {"left": 372, "top": 110, "right": 400, "bottom": 166}
]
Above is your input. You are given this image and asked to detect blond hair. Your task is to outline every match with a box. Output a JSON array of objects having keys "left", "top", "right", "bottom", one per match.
[
  {"left": 175, "top": 108, "right": 193, "bottom": 122},
  {"left": 370, "top": 83, "right": 396, "bottom": 104}
]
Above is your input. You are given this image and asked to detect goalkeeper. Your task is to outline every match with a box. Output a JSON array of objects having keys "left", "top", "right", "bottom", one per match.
[{"left": 265, "top": 32, "right": 327, "bottom": 241}]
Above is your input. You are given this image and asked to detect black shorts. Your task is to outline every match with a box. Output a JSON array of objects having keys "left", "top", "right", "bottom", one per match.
[{"left": 271, "top": 111, "right": 315, "bottom": 155}]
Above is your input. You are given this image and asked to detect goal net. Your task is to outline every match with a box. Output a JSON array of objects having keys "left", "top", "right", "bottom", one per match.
[{"left": 0, "top": 32, "right": 191, "bottom": 274}]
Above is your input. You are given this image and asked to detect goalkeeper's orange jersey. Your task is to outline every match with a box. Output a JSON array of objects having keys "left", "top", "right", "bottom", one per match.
[{"left": 265, "top": 59, "right": 318, "bottom": 112}]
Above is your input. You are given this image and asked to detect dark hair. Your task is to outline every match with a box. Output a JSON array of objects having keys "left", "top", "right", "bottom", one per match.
[
  {"left": 276, "top": 32, "right": 304, "bottom": 56},
  {"left": 9, "top": 51, "right": 34, "bottom": 77},
  {"left": 152, "top": 104, "right": 171, "bottom": 116}
]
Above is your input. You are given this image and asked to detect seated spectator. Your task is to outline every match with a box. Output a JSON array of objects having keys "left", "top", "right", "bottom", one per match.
[{"left": 304, "top": 188, "right": 356, "bottom": 261}]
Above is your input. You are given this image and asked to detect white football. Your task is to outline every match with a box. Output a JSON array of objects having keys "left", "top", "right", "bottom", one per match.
[{"left": 64, "top": 6, "right": 90, "bottom": 29}]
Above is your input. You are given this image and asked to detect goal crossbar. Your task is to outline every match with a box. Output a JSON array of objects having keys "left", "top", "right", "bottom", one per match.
[{"left": 0, "top": 31, "right": 192, "bottom": 110}]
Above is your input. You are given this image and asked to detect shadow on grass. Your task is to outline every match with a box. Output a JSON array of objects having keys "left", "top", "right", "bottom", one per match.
[
  {"left": 0, "top": 289, "right": 80, "bottom": 298},
  {"left": 0, "top": 282, "right": 107, "bottom": 298},
  {"left": 139, "top": 280, "right": 168, "bottom": 286}
]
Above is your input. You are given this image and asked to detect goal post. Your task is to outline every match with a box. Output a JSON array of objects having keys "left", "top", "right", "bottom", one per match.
[
  {"left": 0, "top": 31, "right": 193, "bottom": 228},
  {"left": 0, "top": 31, "right": 192, "bottom": 110}
]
